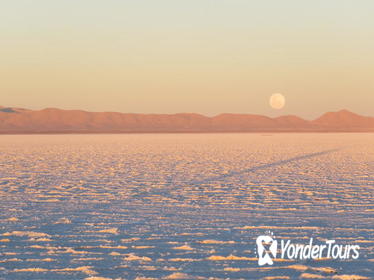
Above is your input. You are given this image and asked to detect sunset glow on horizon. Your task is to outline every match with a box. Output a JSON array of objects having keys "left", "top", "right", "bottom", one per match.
[{"left": 1, "top": 0, "right": 373, "bottom": 118}]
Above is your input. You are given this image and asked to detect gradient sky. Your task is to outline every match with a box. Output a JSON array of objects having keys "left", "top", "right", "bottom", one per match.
[{"left": 1, "top": 0, "right": 373, "bottom": 119}]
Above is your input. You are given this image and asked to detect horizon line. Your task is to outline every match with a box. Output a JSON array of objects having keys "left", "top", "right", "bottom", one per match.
[{"left": 1, "top": 105, "right": 372, "bottom": 121}]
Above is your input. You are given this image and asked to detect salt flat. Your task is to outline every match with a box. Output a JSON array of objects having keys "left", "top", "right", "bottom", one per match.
[{"left": 0, "top": 134, "right": 373, "bottom": 279}]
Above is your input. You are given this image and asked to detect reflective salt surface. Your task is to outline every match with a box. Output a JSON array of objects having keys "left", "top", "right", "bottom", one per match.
[{"left": 0, "top": 134, "right": 373, "bottom": 280}]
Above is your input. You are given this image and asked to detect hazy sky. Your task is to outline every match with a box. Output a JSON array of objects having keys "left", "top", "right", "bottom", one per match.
[{"left": 1, "top": 0, "right": 373, "bottom": 118}]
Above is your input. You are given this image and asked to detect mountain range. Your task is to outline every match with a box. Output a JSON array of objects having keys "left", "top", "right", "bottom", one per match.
[{"left": 0, "top": 106, "right": 373, "bottom": 133}]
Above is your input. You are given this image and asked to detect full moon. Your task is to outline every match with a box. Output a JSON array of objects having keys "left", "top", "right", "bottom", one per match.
[{"left": 269, "top": 93, "right": 286, "bottom": 110}]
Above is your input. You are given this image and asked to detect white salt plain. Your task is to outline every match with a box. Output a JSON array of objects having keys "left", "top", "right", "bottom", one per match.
[{"left": 0, "top": 133, "right": 373, "bottom": 279}]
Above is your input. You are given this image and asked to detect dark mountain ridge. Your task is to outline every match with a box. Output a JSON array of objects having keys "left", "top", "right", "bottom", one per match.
[{"left": 0, "top": 107, "right": 373, "bottom": 133}]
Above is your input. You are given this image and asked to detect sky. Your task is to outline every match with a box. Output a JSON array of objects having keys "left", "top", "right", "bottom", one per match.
[{"left": 1, "top": 0, "right": 373, "bottom": 119}]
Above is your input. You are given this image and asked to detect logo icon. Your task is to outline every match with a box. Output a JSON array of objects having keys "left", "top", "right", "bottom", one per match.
[{"left": 256, "top": 235, "right": 278, "bottom": 266}]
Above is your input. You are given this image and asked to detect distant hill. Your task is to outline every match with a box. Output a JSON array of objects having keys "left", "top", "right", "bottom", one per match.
[
  {"left": 312, "top": 109, "right": 374, "bottom": 131},
  {"left": 0, "top": 107, "right": 373, "bottom": 133}
]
